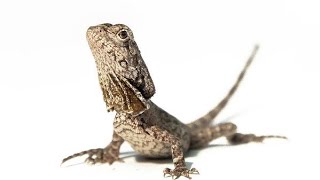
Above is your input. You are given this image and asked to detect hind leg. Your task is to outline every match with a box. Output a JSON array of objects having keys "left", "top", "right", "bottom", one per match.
[
  {"left": 227, "top": 133, "right": 287, "bottom": 145},
  {"left": 190, "top": 123, "right": 237, "bottom": 149},
  {"left": 190, "top": 123, "right": 286, "bottom": 149}
]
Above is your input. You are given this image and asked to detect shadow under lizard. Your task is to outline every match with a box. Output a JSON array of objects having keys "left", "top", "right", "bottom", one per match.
[{"left": 62, "top": 23, "right": 286, "bottom": 179}]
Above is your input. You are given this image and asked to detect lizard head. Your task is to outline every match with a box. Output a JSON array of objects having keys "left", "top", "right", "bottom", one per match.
[{"left": 86, "top": 23, "right": 155, "bottom": 115}]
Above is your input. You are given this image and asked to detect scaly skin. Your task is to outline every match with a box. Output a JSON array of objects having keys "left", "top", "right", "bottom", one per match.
[{"left": 62, "top": 23, "right": 286, "bottom": 179}]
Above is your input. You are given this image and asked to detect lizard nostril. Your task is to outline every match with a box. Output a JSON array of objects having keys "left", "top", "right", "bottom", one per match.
[
  {"left": 100, "top": 23, "right": 112, "bottom": 27},
  {"left": 119, "top": 60, "right": 128, "bottom": 68}
]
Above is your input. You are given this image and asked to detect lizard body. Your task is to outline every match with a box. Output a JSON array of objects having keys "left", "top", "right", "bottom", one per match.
[{"left": 62, "top": 23, "right": 286, "bottom": 179}]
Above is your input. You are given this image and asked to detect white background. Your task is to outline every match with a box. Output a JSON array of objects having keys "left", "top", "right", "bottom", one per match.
[{"left": 0, "top": 0, "right": 319, "bottom": 179}]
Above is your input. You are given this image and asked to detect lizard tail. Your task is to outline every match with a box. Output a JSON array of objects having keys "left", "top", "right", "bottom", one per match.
[{"left": 187, "top": 45, "right": 259, "bottom": 130}]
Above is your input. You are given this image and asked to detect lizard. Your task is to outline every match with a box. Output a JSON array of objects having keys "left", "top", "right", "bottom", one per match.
[{"left": 62, "top": 23, "right": 286, "bottom": 179}]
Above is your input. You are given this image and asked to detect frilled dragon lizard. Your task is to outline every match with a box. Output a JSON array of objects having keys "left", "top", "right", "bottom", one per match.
[{"left": 62, "top": 23, "right": 286, "bottom": 179}]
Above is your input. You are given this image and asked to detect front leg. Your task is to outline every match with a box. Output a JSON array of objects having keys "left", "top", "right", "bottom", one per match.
[
  {"left": 145, "top": 126, "right": 199, "bottom": 179},
  {"left": 62, "top": 131, "right": 124, "bottom": 165}
]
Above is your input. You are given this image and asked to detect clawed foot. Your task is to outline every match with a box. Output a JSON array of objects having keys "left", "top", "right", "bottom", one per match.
[
  {"left": 84, "top": 148, "right": 123, "bottom": 164},
  {"left": 62, "top": 147, "right": 122, "bottom": 165},
  {"left": 163, "top": 167, "right": 199, "bottom": 179}
]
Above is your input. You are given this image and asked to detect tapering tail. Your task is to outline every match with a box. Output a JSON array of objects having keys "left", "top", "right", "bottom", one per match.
[{"left": 188, "top": 45, "right": 259, "bottom": 130}]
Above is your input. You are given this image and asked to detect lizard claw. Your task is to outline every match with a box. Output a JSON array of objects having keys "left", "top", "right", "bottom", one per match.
[
  {"left": 84, "top": 148, "right": 122, "bottom": 165},
  {"left": 163, "top": 167, "right": 199, "bottom": 179},
  {"left": 62, "top": 147, "right": 122, "bottom": 165},
  {"left": 189, "top": 168, "right": 199, "bottom": 174}
]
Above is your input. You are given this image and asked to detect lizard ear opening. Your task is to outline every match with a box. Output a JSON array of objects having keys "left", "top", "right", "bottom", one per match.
[{"left": 102, "top": 73, "right": 149, "bottom": 116}]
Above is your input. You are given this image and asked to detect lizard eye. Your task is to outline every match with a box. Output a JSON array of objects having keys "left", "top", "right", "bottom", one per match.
[{"left": 118, "top": 30, "right": 129, "bottom": 40}]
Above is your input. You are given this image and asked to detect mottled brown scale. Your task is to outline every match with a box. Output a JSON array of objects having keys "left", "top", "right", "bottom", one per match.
[{"left": 62, "top": 23, "right": 286, "bottom": 179}]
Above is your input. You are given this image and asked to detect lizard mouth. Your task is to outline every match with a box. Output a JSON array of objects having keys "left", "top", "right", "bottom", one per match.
[{"left": 128, "top": 77, "right": 151, "bottom": 99}]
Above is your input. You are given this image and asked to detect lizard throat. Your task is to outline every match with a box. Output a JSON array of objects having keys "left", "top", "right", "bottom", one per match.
[{"left": 100, "top": 71, "right": 149, "bottom": 116}]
